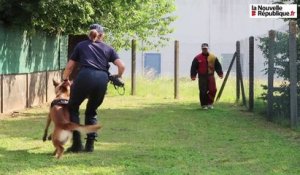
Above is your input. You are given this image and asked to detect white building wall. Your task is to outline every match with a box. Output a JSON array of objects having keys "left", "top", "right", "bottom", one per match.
[{"left": 114, "top": 0, "right": 286, "bottom": 78}]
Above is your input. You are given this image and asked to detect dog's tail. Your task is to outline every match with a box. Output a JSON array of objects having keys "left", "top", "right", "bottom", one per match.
[{"left": 62, "top": 122, "right": 101, "bottom": 133}]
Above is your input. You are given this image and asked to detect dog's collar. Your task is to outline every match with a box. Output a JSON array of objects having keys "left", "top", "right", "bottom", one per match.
[{"left": 51, "top": 99, "right": 69, "bottom": 108}]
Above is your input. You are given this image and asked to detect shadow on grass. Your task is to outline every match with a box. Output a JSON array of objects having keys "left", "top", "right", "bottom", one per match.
[
  {"left": 0, "top": 146, "right": 128, "bottom": 174},
  {"left": 1, "top": 100, "right": 298, "bottom": 174},
  {"left": 0, "top": 147, "right": 51, "bottom": 172},
  {"left": 0, "top": 141, "right": 206, "bottom": 174},
  {"left": 0, "top": 101, "right": 251, "bottom": 140}
]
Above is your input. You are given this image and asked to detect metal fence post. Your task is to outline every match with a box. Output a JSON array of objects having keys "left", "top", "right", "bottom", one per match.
[
  {"left": 268, "top": 30, "right": 275, "bottom": 121},
  {"left": 174, "top": 40, "right": 179, "bottom": 99},
  {"left": 131, "top": 39, "right": 137, "bottom": 96},
  {"left": 216, "top": 53, "right": 236, "bottom": 101},
  {"left": 45, "top": 71, "right": 48, "bottom": 103},
  {"left": 249, "top": 36, "right": 254, "bottom": 111},
  {"left": 26, "top": 73, "right": 29, "bottom": 108},
  {"left": 237, "top": 58, "right": 247, "bottom": 106},
  {"left": 236, "top": 41, "right": 241, "bottom": 102},
  {"left": 289, "top": 20, "right": 298, "bottom": 128},
  {"left": 0, "top": 74, "right": 3, "bottom": 113}
]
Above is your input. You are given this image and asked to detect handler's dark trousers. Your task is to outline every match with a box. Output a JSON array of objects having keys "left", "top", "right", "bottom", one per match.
[
  {"left": 198, "top": 75, "right": 217, "bottom": 106},
  {"left": 68, "top": 67, "right": 108, "bottom": 139}
]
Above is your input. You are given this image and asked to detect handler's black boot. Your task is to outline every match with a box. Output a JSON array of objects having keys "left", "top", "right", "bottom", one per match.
[
  {"left": 85, "top": 135, "right": 96, "bottom": 152},
  {"left": 66, "top": 131, "right": 83, "bottom": 153}
]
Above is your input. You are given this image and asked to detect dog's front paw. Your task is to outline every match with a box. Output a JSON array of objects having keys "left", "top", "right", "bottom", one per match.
[{"left": 42, "top": 135, "right": 47, "bottom": 142}]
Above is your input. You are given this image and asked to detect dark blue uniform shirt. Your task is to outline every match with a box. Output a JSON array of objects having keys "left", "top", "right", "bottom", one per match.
[{"left": 70, "top": 40, "right": 119, "bottom": 72}]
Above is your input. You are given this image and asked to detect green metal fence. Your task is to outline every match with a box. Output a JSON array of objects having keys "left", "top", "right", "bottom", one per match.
[
  {"left": 0, "top": 24, "right": 68, "bottom": 114},
  {"left": 0, "top": 24, "right": 68, "bottom": 74}
]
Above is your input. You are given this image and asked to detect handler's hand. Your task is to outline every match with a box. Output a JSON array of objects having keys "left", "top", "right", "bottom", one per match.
[
  {"left": 191, "top": 77, "right": 196, "bottom": 81},
  {"left": 63, "top": 79, "right": 71, "bottom": 86},
  {"left": 219, "top": 74, "right": 223, "bottom": 79}
]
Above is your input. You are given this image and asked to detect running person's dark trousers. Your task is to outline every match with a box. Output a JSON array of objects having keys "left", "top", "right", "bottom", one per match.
[
  {"left": 198, "top": 75, "right": 217, "bottom": 106},
  {"left": 68, "top": 68, "right": 108, "bottom": 138}
]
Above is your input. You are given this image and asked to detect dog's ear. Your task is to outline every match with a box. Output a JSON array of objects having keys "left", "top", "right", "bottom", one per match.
[{"left": 53, "top": 79, "right": 59, "bottom": 87}]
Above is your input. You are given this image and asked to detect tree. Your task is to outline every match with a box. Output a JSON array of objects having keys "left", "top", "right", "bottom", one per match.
[
  {"left": 0, "top": 0, "right": 176, "bottom": 50},
  {"left": 258, "top": 32, "right": 299, "bottom": 122},
  {"left": 258, "top": 30, "right": 300, "bottom": 120},
  {"left": 257, "top": 0, "right": 299, "bottom": 121},
  {"left": 274, "top": 0, "right": 299, "bottom": 25}
]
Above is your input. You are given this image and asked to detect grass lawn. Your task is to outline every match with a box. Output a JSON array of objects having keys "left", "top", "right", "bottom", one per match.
[{"left": 0, "top": 78, "right": 299, "bottom": 175}]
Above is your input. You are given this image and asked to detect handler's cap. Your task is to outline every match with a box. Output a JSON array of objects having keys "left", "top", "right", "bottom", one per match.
[
  {"left": 89, "top": 23, "right": 104, "bottom": 34},
  {"left": 201, "top": 43, "right": 209, "bottom": 49}
]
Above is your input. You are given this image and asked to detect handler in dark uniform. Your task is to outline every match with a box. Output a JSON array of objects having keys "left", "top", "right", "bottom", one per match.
[{"left": 63, "top": 24, "right": 125, "bottom": 152}]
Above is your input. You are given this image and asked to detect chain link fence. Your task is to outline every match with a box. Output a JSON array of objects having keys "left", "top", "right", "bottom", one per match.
[{"left": 238, "top": 21, "right": 299, "bottom": 127}]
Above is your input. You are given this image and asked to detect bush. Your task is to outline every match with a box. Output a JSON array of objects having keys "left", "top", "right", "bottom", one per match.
[{"left": 258, "top": 30, "right": 300, "bottom": 122}]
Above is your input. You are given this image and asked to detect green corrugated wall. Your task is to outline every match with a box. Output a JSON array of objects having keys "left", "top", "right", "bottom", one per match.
[{"left": 0, "top": 24, "right": 68, "bottom": 74}]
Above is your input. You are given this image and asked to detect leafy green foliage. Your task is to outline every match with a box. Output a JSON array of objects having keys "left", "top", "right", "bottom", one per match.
[
  {"left": 258, "top": 0, "right": 300, "bottom": 121},
  {"left": 258, "top": 30, "right": 300, "bottom": 120},
  {"left": 273, "top": 0, "right": 300, "bottom": 26},
  {"left": 258, "top": 32, "right": 300, "bottom": 80},
  {"left": 92, "top": 0, "right": 176, "bottom": 50},
  {"left": 34, "top": 0, "right": 95, "bottom": 34},
  {"left": 0, "top": 0, "right": 39, "bottom": 28},
  {"left": 0, "top": 0, "right": 176, "bottom": 50}
]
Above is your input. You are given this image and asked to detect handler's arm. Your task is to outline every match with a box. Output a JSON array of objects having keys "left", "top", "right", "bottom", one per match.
[
  {"left": 190, "top": 58, "right": 198, "bottom": 80},
  {"left": 114, "top": 59, "right": 125, "bottom": 78},
  {"left": 63, "top": 59, "right": 77, "bottom": 80},
  {"left": 215, "top": 58, "right": 223, "bottom": 79}
]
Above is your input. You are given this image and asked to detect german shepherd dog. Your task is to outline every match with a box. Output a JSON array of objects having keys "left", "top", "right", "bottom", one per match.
[{"left": 42, "top": 80, "right": 101, "bottom": 159}]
